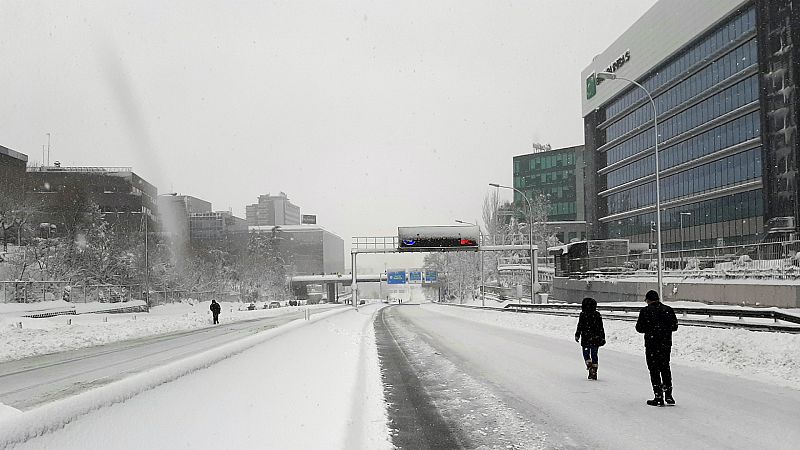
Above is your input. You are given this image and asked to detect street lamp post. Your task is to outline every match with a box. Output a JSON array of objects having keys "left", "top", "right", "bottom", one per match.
[
  {"left": 456, "top": 219, "right": 484, "bottom": 307},
  {"left": 679, "top": 212, "right": 692, "bottom": 269},
  {"left": 596, "top": 71, "right": 663, "bottom": 300},
  {"left": 489, "top": 183, "right": 537, "bottom": 302}
]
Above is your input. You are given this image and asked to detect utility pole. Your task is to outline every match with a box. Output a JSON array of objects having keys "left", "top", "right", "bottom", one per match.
[{"left": 46, "top": 133, "right": 51, "bottom": 166}]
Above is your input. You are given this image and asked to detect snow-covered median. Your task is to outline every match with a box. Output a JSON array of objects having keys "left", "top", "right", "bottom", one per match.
[
  {"left": 1, "top": 304, "right": 392, "bottom": 449},
  {"left": 0, "top": 300, "right": 333, "bottom": 362},
  {"left": 427, "top": 303, "right": 800, "bottom": 390}
]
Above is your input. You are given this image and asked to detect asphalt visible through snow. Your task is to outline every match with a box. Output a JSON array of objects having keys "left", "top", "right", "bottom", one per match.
[
  {"left": 375, "top": 304, "right": 800, "bottom": 450},
  {"left": 374, "top": 306, "right": 464, "bottom": 449},
  {"left": 0, "top": 305, "right": 342, "bottom": 410}
]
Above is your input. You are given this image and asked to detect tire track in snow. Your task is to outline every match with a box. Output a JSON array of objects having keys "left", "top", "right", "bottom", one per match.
[{"left": 375, "top": 306, "right": 465, "bottom": 449}]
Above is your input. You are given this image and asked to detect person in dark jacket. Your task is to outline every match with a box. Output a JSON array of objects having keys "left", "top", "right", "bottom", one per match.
[
  {"left": 574, "top": 297, "right": 605, "bottom": 380},
  {"left": 636, "top": 290, "right": 679, "bottom": 406},
  {"left": 210, "top": 299, "right": 221, "bottom": 325}
]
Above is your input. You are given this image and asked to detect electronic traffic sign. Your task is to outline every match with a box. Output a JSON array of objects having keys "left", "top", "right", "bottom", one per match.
[{"left": 398, "top": 225, "right": 479, "bottom": 252}]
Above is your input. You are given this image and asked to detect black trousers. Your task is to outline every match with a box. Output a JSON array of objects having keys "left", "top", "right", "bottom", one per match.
[
  {"left": 645, "top": 346, "right": 672, "bottom": 390},
  {"left": 213, "top": 313, "right": 219, "bottom": 324}
]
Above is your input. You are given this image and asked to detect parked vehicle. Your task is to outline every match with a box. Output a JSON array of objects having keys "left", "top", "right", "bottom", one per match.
[{"left": 268, "top": 301, "right": 281, "bottom": 309}]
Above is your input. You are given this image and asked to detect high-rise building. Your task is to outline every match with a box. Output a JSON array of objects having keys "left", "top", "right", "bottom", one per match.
[
  {"left": 513, "top": 145, "right": 585, "bottom": 222},
  {"left": 513, "top": 145, "right": 587, "bottom": 243},
  {"left": 582, "top": 1, "right": 799, "bottom": 250},
  {"left": 246, "top": 192, "right": 301, "bottom": 226}
]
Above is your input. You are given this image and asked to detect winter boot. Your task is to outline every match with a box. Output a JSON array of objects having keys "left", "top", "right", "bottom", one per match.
[
  {"left": 585, "top": 360, "right": 593, "bottom": 371},
  {"left": 588, "top": 363, "right": 598, "bottom": 380},
  {"left": 664, "top": 387, "right": 675, "bottom": 405},
  {"left": 646, "top": 387, "right": 664, "bottom": 407}
]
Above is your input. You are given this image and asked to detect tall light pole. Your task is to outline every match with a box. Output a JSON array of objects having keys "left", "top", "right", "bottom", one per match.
[
  {"left": 596, "top": 71, "right": 663, "bottom": 300},
  {"left": 679, "top": 212, "right": 692, "bottom": 269},
  {"left": 144, "top": 213, "right": 149, "bottom": 306},
  {"left": 489, "top": 183, "right": 537, "bottom": 302},
  {"left": 456, "top": 219, "right": 484, "bottom": 306}
]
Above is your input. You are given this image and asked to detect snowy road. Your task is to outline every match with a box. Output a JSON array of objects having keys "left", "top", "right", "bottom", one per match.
[
  {"left": 0, "top": 305, "right": 342, "bottom": 410},
  {"left": 3, "top": 304, "right": 391, "bottom": 449},
  {"left": 377, "top": 304, "right": 800, "bottom": 449}
]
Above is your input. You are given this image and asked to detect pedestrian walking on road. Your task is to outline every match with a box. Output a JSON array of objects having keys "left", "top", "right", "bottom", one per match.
[
  {"left": 574, "top": 297, "right": 605, "bottom": 380},
  {"left": 210, "top": 299, "right": 221, "bottom": 325},
  {"left": 636, "top": 290, "right": 679, "bottom": 406}
]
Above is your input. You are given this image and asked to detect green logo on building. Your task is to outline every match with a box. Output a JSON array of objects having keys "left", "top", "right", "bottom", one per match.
[{"left": 586, "top": 72, "right": 597, "bottom": 100}]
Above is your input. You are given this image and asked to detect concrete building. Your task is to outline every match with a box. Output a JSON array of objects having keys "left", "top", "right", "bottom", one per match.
[
  {"left": 248, "top": 225, "right": 344, "bottom": 275},
  {"left": 582, "top": 1, "right": 800, "bottom": 250},
  {"left": 26, "top": 166, "right": 158, "bottom": 233},
  {"left": 190, "top": 211, "right": 248, "bottom": 242},
  {"left": 0, "top": 145, "right": 28, "bottom": 199},
  {"left": 158, "top": 194, "right": 212, "bottom": 245},
  {"left": 513, "top": 144, "right": 587, "bottom": 242},
  {"left": 246, "top": 192, "right": 301, "bottom": 226}
]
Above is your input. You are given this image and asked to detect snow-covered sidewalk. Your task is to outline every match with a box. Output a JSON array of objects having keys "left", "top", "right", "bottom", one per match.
[
  {"left": 427, "top": 302, "right": 800, "bottom": 390},
  {"left": 0, "top": 300, "right": 334, "bottom": 362},
  {"left": 1, "top": 303, "right": 392, "bottom": 449}
]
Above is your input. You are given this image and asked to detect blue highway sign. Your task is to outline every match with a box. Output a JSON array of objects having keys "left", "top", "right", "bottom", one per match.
[{"left": 387, "top": 270, "right": 407, "bottom": 285}]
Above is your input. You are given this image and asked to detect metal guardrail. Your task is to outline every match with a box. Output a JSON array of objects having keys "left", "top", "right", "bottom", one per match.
[
  {"left": 16, "top": 303, "right": 149, "bottom": 318},
  {"left": 441, "top": 302, "right": 800, "bottom": 333},
  {"left": 20, "top": 308, "right": 77, "bottom": 318},
  {"left": 502, "top": 303, "right": 800, "bottom": 332}
]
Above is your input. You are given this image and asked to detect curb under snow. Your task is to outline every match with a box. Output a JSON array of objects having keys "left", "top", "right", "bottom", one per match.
[{"left": 0, "top": 306, "right": 352, "bottom": 448}]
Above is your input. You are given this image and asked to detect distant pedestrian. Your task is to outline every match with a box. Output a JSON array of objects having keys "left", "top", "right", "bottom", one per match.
[
  {"left": 210, "top": 299, "right": 221, "bottom": 325},
  {"left": 574, "top": 297, "right": 605, "bottom": 380},
  {"left": 636, "top": 290, "right": 679, "bottom": 406}
]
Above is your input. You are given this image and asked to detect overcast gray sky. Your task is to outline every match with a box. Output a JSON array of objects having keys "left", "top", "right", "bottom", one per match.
[{"left": 1, "top": 0, "right": 657, "bottom": 252}]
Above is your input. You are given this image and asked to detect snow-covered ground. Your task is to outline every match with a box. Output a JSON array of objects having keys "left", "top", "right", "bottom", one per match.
[
  {"left": 0, "top": 300, "right": 335, "bottom": 363},
  {"left": 429, "top": 302, "right": 800, "bottom": 390},
  {"left": 0, "top": 303, "right": 392, "bottom": 449}
]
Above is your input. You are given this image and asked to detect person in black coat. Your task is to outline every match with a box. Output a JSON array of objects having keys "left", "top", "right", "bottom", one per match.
[
  {"left": 636, "top": 290, "right": 679, "bottom": 406},
  {"left": 210, "top": 299, "right": 221, "bottom": 325},
  {"left": 574, "top": 297, "right": 605, "bottom": 380}
]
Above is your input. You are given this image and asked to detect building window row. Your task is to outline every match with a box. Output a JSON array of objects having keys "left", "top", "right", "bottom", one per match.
[
  {"left": 514, "top": 152, "right": 575, "bottom": 176},
  {"left": 514, "top": 183, "right": 575, "bottom": 202},
  {"left": 515, "top": 170, "right": 574, "bottom": 187},
  {"left": 606, "top": 189, "right": 763, "bottom": 240},
  {"left": 549, "top": 202, "right": 577, "bottom": 217},
  {"left": 604, "top": 7, "right": 756, "bottom": 120},
  {"left": 607, "top": 111, "right": 761, "bottom": 188},
  {"left": 605, "top": 38, "right": 758, "bottom": 142},
  {"left": 607, "top": 147, "right": 762, "bottom": 214},
  {"left": 606, "top": 75, "right": 759, "bottom": 165}
]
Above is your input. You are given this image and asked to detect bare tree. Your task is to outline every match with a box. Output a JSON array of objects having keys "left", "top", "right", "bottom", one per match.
[
  {"left": 0, "top": 193, "right": 35, "bottom": 252},
  {"left": 482, "top": 190, "right": 502, "bottom": 245}
]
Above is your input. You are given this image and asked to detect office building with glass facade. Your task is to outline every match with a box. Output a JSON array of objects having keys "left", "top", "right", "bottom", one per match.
[
  {"left": 513, "top": 145, "right": 585, "bottom": 221},
  {"left": 582, "top": 0, "right": 800, "bottom": 250},
  {"left": 513, "top": 145, "right": 587, "bottom": 243}
]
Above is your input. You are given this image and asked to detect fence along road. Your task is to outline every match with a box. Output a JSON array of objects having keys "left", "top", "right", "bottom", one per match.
[
  {"left": 449, "top": 301, "right": 800, "bottom": 333},
  {"left": 0, "top": 305, "right": 341, "bottom": 410}
]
